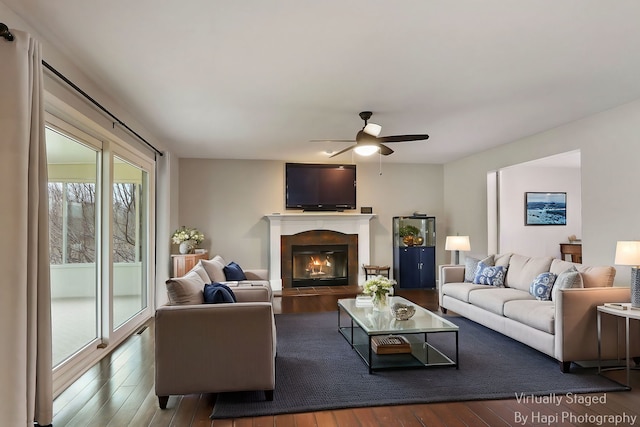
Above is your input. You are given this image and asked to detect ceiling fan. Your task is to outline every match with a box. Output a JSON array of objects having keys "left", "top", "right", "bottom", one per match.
[{"left": 313, "top": 111, "right": 429, "bottom": 158}]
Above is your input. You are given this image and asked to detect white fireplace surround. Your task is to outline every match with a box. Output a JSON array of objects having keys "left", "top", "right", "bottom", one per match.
[{"left": 265, "top": 213, "right": 375, "bottom": 291}]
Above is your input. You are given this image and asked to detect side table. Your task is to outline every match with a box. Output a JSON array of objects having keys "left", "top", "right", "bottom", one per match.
[
  {"left": 363, "top": 265, "right": 390, "bottom": 280},
  {"left": 171, "top": 252, "right": 209, "bottom": 277},
  {"left": 597, "top": 303, "right": 640, "bottom": 387}
]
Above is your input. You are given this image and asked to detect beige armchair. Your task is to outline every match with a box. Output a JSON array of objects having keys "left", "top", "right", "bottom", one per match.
[{"left": 155, "top": 287, "right": 276, "bottom": 408}]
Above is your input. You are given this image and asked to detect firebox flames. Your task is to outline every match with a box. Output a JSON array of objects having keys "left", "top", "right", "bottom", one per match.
[{"left": 307, "top": 256, "right": 332, "bottom": 276}]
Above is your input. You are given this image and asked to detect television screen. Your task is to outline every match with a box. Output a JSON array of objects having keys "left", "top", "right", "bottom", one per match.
[{"left": 285, "top": 163, "right": 356, "bottom": 211}]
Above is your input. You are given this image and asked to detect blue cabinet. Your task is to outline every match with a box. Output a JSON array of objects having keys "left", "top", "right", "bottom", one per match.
[{"left": 393, "top": 216, "right": 436, "bottom": 289}]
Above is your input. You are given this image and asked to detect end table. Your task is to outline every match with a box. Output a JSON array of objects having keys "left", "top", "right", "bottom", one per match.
[{"left": 597, "top": 303, "right": 640, "bottom": 387}]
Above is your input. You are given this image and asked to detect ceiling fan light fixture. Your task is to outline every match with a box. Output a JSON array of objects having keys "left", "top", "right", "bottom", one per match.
[
  {"left": 363, "top": 123, "right": 382, "bottom": 137},
  {"left": 353, "top": 144, "right": 379, "bottom": 156}
]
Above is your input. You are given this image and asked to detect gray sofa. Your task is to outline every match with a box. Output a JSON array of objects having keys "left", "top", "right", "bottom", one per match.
[
  {"left": 155, "top": 256, "right": 275, "bottom": 408},
  {"left": 439, "top": 253, "right": 640, "bottom": 372}
]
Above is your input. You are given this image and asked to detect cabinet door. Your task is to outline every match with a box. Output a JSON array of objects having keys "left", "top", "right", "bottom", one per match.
[
  {"left": 418, "top": 247, "right": 436, "bottom": 289},
  {"left": 398, "top": 247, "right": 421, "bottom": 288},
  {"left": 397, "top": 247, "right": 436, "bottom": 289}
]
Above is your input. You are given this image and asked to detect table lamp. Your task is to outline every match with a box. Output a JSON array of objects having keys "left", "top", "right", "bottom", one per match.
[
  {"left": 614, "top": 240, "right": 640, "bottom": 307},
  {"left": 445, "top": 236, "right": 471, "bottom": 265}
]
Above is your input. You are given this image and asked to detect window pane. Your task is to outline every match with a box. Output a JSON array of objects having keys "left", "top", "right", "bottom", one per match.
[
  {"left": 47, "top": 128, "right": 99, "bottom": 366},
  {"left": 113, "top": 157, "right": 148, "bottom": 329}
]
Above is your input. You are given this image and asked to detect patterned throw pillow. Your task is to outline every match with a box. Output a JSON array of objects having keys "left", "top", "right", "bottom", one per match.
[
  {"left": 529, "top": 272, "right": 557, "bottom": 301},
  {"left": 464, "top": 255, "right": 495, "bottom": 282},
  {"left": 473, "top": 261, "right": 506, "bottom": 287},
  {"left": 551, "top": 266, "right": 583, "bottom": 301}
]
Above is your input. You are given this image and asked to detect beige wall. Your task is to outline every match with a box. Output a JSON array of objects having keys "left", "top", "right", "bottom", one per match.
[
  {"left": 444, "top": 98, "right": 640, "bottom": 285},
  {"left": 178, "top": 159, "right": 444, "bottom": 279},
  {"left": 499, "top": 165, "right": 581, "bottom": 258}
]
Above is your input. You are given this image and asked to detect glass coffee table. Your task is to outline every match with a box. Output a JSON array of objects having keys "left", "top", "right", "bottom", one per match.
[{"left": 338, "top": 296, "right": 459, "bottom": 373}]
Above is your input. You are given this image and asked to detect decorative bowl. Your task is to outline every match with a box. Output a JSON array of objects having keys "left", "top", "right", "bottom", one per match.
[{"left": 391, "top": 303, "right": 415, "bottom": 320}]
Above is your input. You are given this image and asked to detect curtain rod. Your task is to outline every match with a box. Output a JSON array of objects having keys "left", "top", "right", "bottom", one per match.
[{"left": 1, "top": 22, "right": 163, "bottom": 157}]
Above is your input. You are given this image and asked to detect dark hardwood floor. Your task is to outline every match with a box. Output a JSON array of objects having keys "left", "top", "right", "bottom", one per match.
[{"left": 52, "top": 288, "right": 639, "bottom": 426}]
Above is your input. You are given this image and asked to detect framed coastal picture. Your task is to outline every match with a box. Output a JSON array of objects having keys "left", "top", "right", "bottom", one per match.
[{"left": 525, "top": 192, "right": 567, "bottom": 226}]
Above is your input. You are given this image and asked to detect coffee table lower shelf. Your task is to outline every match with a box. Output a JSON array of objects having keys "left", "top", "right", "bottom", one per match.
[{"left": 338, "top": 325, "right": 458, "bottom": 374}]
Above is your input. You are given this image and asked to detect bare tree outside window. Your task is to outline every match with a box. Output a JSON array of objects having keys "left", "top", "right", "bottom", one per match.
[
  {"left": 48, "top": 181, "right": 138, "bottom": 264},
  {"left": 48, "top": 182, "right": 64, "bottom": 264},
  {"left": 113, "top": 182, "right": 138, "bottom": 263},
  {"left": 67, "top": 183, "right": 96, "bottom": 263}
]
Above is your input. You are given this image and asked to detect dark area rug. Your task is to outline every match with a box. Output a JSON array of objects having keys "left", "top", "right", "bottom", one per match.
[{"left": 211, "top": 311, "right": 627, "bottom": 419}]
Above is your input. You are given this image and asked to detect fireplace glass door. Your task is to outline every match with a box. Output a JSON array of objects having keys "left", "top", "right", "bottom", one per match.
[{"left": 292, "top": 244, "right": 348, "bottom": 286}]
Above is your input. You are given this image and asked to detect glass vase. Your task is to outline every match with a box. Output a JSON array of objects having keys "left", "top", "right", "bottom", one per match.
[{"left": 372, "top": 293, "right": 389, "bottom": 312}]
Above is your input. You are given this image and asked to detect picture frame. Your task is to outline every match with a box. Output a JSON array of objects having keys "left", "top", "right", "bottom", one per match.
[{"left": 525, "top": 192, "right": 567, "bottom": 226}]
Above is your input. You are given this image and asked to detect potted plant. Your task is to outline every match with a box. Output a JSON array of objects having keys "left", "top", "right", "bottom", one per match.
[
  {"left": 172, "top": 226, "right": 205, "bottom": 254},
  {"left": 399, "top": 224, "right": 420, "bottom": 246},
  {"left": 362, "top": 275, "right": 397, "bottom": 311}
]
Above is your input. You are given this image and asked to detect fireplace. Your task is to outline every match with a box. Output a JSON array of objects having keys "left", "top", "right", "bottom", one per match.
[
  {"left": 266, "top": 213, "right": 375, "bottom": 290},
  {"left": 281, "top": 230, "right": 358, "bottom": 288},
  {"left": 291, "top": 244, "right": 348, "bottom": 287}
]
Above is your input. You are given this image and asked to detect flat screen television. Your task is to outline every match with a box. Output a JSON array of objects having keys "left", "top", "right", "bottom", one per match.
[{"left": 285, "top": 163, "right": 356, "bottom": 211}]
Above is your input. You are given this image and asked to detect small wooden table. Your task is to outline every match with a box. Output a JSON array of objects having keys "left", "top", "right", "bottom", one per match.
[
  {"left": 559, "top": 243, "right": 582, "bottom": 263},
  {"left": 171, "top": 252, "right": 208, "bottom": 277},
  {"left": 363, "top": 265, "right": 390, "bottom": 279}
]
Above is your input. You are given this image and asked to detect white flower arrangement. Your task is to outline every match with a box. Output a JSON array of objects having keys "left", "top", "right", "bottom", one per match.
[
  {"left": 171, "top": 226, "right": 205, "bottom": 245},
  {"left": 362, "top": 275, "right": 396, "bottom": 300}
]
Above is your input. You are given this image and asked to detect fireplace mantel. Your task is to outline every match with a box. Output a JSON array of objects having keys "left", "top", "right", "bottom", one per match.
[{"left": 265, "top": 213, "right": 375, "bottom": 291}]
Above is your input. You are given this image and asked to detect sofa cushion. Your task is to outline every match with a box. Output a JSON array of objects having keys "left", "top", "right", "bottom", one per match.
[
  {"left": 551, "top": 266, "right": 583, "bottom": 301},
  {"left": 575, "top": 265, "right": 616, "bottom": 288},
  {"left": 442, "top": 282, "right": 494, "bottom": 303},
  {"left": 468, "top": 288, "right": 535, "bottom": 316},
  {"left": 201, "top": 256, "right": 227, "bottom": 282},
  {"left": 503, "top": 300, "right": 555, "bottom": 334},
  {"left": 165, "top": 270, "right": 206, "bottom": 305},
  {"left": 224, "top": 261, "right": 247, "bottom": 281},
  {"left": 188, "top": 262, "right": 211, "bottom": 283},
  {"left": 464, "top": 255, "right": 494, "bottom": 282},
  {"left": 204, "top": 283, "right": 237, "bottom": 303},
  {"left": 529, "top": 272, "right": 557, "bottom": 301},
  {"left": 505, "top": 254, "right": 554, "bottom": 292},
  {"left": 494, "top": 253, "right": 512, "bottom": 268},
  {"left": 473, "top": 262, "right": 506, "bottom": 287},
  {"left": 550, "top": 259, "right": 615, "bottom": 288}
]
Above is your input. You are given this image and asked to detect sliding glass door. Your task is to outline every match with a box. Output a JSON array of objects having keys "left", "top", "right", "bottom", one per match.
[
  {"left": 46, "top": 114, "right": 155, "bottom": 393},
  {"left": 112, "top": 156, "right": 149, "bottom": 329},
  {"left": 47, "top": 126, "right": 100, "bottom": 367}
]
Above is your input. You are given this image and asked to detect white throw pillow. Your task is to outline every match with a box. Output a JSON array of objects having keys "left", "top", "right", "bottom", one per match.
[
  {"left": 551, "top": 266, "right": 583, "bottom": 301},
  {"left": 201, "top": 256, "right": 227, "bottom": 282},
  {"left": 165, "top": 270, "right": 206, "bottom": 305},
  {"left": 464, "top": 255, "right": 494, "bottom": 282}
]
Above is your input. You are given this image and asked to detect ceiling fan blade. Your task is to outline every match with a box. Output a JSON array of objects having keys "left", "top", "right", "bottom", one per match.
[
  {"left": 378, "top": 134, "right": 430, "bottom": 143},
  {"left": 329, "top": 145, "right": 357, "bottom": 158},
  {"left": 379, "top": 143, "right": 394, "bottom": 156},
  {"left": 355, "top": 130, "right": 379, "bottom": 144}
]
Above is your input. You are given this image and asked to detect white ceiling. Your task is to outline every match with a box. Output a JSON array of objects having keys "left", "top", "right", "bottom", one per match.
[{"left": 5, "top": 1, "right": 640, "bottom": 164}]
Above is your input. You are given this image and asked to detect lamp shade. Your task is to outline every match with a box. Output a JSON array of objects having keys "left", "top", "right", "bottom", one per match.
[
  {"left": 614, "top": 241, "right": 640, "bottom": 266},
  {"left": 445, "top": 236, "right": 471, "bottom": 252},
  {"left": 363, "top": 123, "right": 382, "bottom": 137}
]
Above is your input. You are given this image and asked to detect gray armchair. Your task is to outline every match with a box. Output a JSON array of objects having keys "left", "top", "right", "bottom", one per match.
[{"left": 155, "top": 286, "right": 276, "bottom": 408}]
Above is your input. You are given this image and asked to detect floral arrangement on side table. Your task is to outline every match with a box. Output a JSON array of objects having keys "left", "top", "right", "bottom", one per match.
[
  {"left": 362, "top": 275, "right": 397, "bottom": 311},
  {"left": 172, "top": 226, "right": 205, "bottom": 254}
]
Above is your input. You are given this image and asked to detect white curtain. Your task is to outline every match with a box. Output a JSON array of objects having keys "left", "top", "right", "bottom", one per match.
[{"left": 0, "top": 30, "right": 53, "bottom": 426}]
